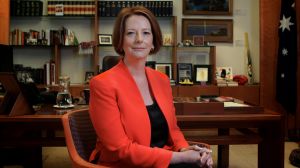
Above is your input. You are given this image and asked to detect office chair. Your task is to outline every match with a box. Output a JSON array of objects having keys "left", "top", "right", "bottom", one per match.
[
  {"left": 62, "top": 109, "right": 109, "bottom": 168},
  {"left": 101, "top": 56, "right": 122, "bottom": 72},
  {"left": 62, "top": 109, "right": 210, "bottom": 168}
]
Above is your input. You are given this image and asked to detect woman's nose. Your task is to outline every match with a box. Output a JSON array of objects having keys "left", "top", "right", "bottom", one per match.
[{"left": 135, "top": 33, "right": 143, "bottom": 43}]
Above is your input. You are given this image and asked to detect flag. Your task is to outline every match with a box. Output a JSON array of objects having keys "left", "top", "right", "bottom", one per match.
[
  {"left": 276, "top": 0, "right": 297, "bottom": 113},
  {"left": 244, "top": 32, "right": 253, "bottom": 84}
]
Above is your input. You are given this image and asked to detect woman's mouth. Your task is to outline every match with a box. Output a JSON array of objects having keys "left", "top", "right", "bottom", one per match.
[{"left": 132, "top": 47, "right": 145, "bottom": 51}]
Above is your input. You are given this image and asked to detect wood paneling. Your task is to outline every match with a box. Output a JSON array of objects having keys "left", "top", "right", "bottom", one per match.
[
  {"left": 260, "top": 0, "right": 281, "bottom": 112},
  {"left": 0, "top": 0, "right": 9, "bottom": 44},
  {"left": 177, "top": 85, "right": 219, "bottom": 97},
  {"left": 174, "top": 85, "right": 260, "bottom": 106},
  {"left": 220, "top": 85, "right": 260, "bottom": 105},
  {"left": 260, "top": 0, "right": 300, "bottom": 132}
]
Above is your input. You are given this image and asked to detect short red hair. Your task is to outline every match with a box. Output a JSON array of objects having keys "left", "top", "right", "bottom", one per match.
[{"left": 112, "top": 6, "right": 163, "bottom": 56}]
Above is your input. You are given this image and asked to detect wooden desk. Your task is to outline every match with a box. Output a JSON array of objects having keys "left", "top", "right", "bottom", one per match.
[
  {"left": 177, "top": 108, "right": 284, "bottom": 168},
  {"left": 0, "top": 105, "right": 284, "bottom": 168},
  {"left": 0, "top": 105, "right": 88, "bottom": 168}
]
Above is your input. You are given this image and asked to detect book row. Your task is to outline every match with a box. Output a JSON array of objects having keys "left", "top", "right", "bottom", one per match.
[
  {"left": 98, "top": 1, "right": 173, "bottom": 17},
  {"left": 47, "top": 1, "right": 95, "bottom": 16},
  {"left": 11, "top": 0, "right": 173, "bottom": 17},
  {"left": 10, "top": 27, "right": 78, "bottom": 46},
  {"left": 10, "top": 0, "right": 43, "bottom": 16}
]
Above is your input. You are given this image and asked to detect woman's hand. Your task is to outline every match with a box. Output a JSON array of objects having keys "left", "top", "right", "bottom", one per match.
[
  {"left": 199, "top": 151, "right": 213, "bottom": 168},
  {"left": 170, "top": 150, "right": 201, "bottom": 165},
  {"left": 178, "top": 145, "right": 213, "bottom": 168}
]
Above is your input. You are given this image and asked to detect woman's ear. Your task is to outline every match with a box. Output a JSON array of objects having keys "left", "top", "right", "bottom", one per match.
[{"left": 150, "top": 47, "right": 154, "bottom": 52}]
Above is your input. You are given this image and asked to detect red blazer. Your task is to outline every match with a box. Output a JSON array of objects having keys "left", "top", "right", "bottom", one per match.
[{"left": 89, "top": 60, "right": 189, "bottom": 168}]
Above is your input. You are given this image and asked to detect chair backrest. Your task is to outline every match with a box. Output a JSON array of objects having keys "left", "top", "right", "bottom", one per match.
[
  {"left": 102, "top": 56, "right": 122, "bottom": 72},
  {"left": 62, "top": 109, "right": 109, "bottom": 168}
]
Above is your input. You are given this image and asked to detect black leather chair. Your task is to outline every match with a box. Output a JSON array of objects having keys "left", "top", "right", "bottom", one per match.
[{"left": 102, "top": 56, "right": 122, "bottom": 72}]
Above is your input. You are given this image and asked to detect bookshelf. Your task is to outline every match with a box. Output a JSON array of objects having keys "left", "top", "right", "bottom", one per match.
[
  {"left": 10, "top": 1, "right": 97, "bottom": 84},
  {"left": 7, "top": 0, "right": 260, "bottom": 105},
  {"left": 9, "top": 0, "right": 178, "bottom": 84}
]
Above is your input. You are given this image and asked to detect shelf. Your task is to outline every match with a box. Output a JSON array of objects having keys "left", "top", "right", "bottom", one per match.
[
  {"left": 98, "top": 45, "right": 175, "bottom": 48},
  {"left": 11, "top": 45, "right": 79, "bottom": 48},
  {"left": 177, "top": 46, "right": 212, "bottom": 51},
  {"left": 177, "top": 45, "right": 215, "bottom": 48},
  {"left": 11, "top": 15, "right": 95, "bottom": 20},
  {"left": 12, "top": 45, "right": 52, "bottom": 48},
  {"left": 171, "top": 85, "right": 260, "bottom": 106},
  {"left": 99, "top": 16, "right": 174, "bottom": 19}
]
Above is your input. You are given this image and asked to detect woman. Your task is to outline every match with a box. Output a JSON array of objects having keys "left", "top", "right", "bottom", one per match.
[{"left": 89, "top": 6, "right": 213, "bottom": 168}]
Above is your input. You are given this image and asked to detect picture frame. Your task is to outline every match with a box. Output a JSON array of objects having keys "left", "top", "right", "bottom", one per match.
[
  {"left": 98, "top": 34, "right": 112, "bottom": 45},
  {"left": 85, "top": 71, "right": 95, "bottom": 83},
  {"left": 182, "top": 0, "right": 233, "bottom": 15},
  {"left": 155, "top": 63, "right": 172, "bottom": 79},
  {"left": 194, "top": 65, "right": 212, "bottom": 84},
  {"left": 163, "top": 34, "right": 173, "bottom": 46},
  {"left": 177, "top": 63, "right": 193, "bottom": 83},
  {"left": 182, "top": 19, "right": 233, "bottom": 43},
  {"left": 193, "top": 35, "right": 204, "bottom": 46},
  {"left": 0, "top": 72, "right": 34, "bottom": 116},
  {"left": 216, "top": 66, "right": 233, "bottom": 80}
]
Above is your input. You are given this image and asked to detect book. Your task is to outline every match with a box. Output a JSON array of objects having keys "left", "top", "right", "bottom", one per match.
[
  {"left": 50, "top": 60, "right": 56, "bottom": 85},
  {"left": 216, "top": 79, "right": 227, "bottom": 86},
  {"left": 227, "top": 80, "right": 238, "bottom": 86},
  {"left": 44, "top": 62, "right": 50, "bottom": 85},
  {"left": 55, "top": 3, "right": 64, "bottom": 16},
  {"left": 216, "top": 79, "right": 238, "bottom": 86},
  {"left": 213, "top": 96, "right": 234, "bottom": 102},
  {"left": 224, "top": 102, "right": 249, "bottom": 107}
]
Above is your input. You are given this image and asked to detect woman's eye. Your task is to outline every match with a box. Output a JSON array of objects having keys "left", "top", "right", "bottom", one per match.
[
  {"left": 144, "top": 31, "right": 151, "bottom": 35},
  {"left": 127, "top": 32, "right": 135, "bottom": 35}
]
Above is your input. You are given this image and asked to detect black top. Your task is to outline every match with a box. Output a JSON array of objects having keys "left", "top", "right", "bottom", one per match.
[{"left": 146, "top": 101, "right": 169, "bottom": 148}]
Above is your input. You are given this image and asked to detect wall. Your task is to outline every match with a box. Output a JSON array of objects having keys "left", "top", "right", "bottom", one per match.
[
  {"left": 11, "top": 0, "right": 260, "bottom": 84},
  {"left": 0, "top": 0, "right": 9, "bottom": 44},
  {"left": 99, "top": 0, "right": 260, "bottom": 83},
  {"left": 173, "top": 0, "right": 260, "bottom": 83}
]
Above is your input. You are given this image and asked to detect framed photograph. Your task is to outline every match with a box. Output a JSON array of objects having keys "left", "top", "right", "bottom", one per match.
[
  {"left": 177, "top": 63, "right": 193, "bottom": 83},
  {"left": 163, "top": 34, "right": 173, "bottom": 46},
  {"left": 182, "top": 0, "right": 233, "bottom": 15},
  {"left": 85, "top": 71, "right": 95, "bottom": 83},
  {"left": 216, "top": 66, "right": 233, "bottom": 80},
  {"left": 98, "top": 34, "right": 112, "bottom": 45},
  {"left": 0, "top": 72, "right": 34, "bottom": 116},
  {"left": 194, "top": 65, "right": 212, "bottom": 84},
  {"left": 182, "top": 19, "right": 233, "bottom": 43},
  {"left": 193, "top": 35, "right": 204, "bottom": 46},
  {"left": 155, "top": 63, "right": 172, "bottom": 79}
]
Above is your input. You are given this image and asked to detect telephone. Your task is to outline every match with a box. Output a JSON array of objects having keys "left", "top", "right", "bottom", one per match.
[{"left": 233, "top": 75, "right": 248, "bottom": 85}]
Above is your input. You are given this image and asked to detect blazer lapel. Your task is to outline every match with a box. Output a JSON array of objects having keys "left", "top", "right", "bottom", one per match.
[
  {"left": 145, "top": 68, "right": 172, "bottom": 124},
  {"left": 117, "top": 61, "right": 151, "bottom": 145}
]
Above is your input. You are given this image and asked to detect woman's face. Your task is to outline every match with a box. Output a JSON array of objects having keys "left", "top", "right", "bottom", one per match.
[{"left": 122, "top": 15, "right": 154, "bottom": 60}]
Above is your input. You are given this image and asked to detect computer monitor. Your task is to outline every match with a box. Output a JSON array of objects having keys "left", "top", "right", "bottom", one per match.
[{"left": 0, "top": 72, "right": 34, "bottom": 116}]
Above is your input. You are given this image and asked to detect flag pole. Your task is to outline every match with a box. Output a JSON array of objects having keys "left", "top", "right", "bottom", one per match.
[{"left": 244, "top": 32, "right": 254, "bottom": 84}]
